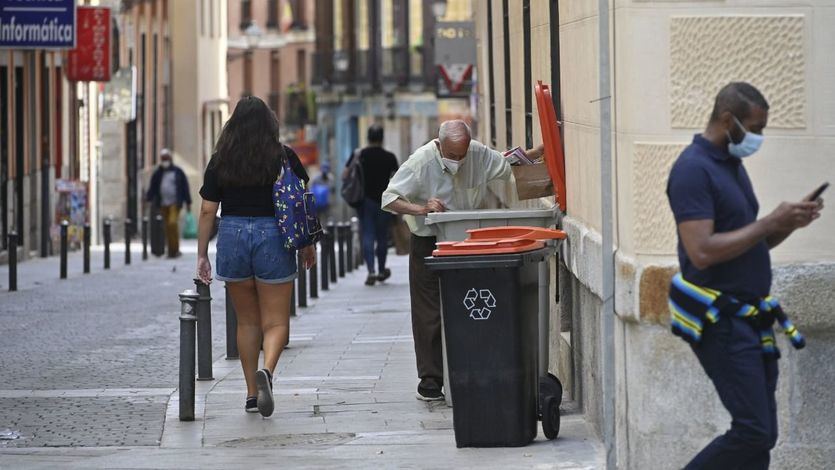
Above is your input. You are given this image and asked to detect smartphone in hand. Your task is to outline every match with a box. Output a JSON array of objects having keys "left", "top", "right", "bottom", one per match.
[{"left": 806, "top": 182, "right": 829, "bottom": 202}]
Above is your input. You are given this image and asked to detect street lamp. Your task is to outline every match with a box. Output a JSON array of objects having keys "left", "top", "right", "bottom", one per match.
[
  {"left": 244, "top": 21, "right": 263, "bottom": 49},
  {"left": 432, "top": 0, "right": 447, "bottom": 19}
]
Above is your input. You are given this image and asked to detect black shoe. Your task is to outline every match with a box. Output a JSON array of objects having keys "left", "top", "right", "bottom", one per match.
[
  {"left": 255, "top": 369, "right": 274, "bottom": 417},
  {"left": 416, "top": 386, "right": 445, "bottom": 402},
  {"left": 365, "top": 274, "right": 377, "bottom": 286},
  {"left": 377, "top": 268, "right": 391, "bottom": 282},
  {"left": 245, "top": 396, "right": 258, "bottom": 413}
]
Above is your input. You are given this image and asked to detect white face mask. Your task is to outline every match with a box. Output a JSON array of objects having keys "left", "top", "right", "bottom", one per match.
[
  {"left": 442, "top": 158, "right": 460, "bottom": 175},
  {"left": 161, "top": 160, "right": 172, "bottom": 169}
]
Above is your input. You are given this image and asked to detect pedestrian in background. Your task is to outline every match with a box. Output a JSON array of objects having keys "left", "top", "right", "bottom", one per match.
[
  {"left": 667, "top": 82, "right": 823, "bottom": 469},
  {"left": 345, "top": 124, "right": 399, "bottom": 286},
  {"left": 196, "top": 96, "right": 316, "bottom": 418},
  {"left": 146, "top": 148, "right": 192, "bottom": 258},
  {"left": 382, "top": 120, "right": 544, "bottom": 401}
]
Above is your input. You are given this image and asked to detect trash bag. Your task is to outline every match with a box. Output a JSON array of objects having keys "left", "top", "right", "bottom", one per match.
[{"left": 183, "top": 212, "right": 198, "bottom": 239}]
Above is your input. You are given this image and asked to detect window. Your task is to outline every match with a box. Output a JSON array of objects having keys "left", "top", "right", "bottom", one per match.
[
  {"left": 297, "top": 50, "right": 307, "bottom": 85},
  {"left": 502, "top": 0, "right": 512, "bottom": 147},
  {"left": 240, "top": 0, "right": 252, "bottom": 30},
  {"left": 290, "top": 0, "right": 307, "bottom": 30},
  {"left": 243, "top": 52, "right": 253, "bottom": 96},
  {"left": 523, "top": 0, "right": 532, "bottom": 149},
  {"left": 267, "top": 0, "right": 279, "bottom": 29},
  {"left": 487, "top": 0, "right": 496, "bottom": 147}
]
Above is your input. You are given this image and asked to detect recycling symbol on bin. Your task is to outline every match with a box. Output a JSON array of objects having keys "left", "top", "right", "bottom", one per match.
[{"left": 463, "top": 288, "right": 497, "bottom": 320}]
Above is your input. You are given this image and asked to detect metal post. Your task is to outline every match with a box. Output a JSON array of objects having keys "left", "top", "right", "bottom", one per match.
[
  {"left": 297, "top": 252, "right": 308, "bottom": 307},
  {"left": 309, "top": 244, "right": 319, "bottom": 299},
  {"left": 178, "top": 290, "right": 199, "bottom": 421},
  {"left": 83, "top": 223, "right": 91, "bottom": 274},
  {"left": 225, "top": 285, "right": 238, "bottom": 360},
  {"left": 290, "top": 283, "right": 297, "bottom": 317},
  {"left": 351, "top": 216, "right": 361, "bottom": 270},
  {"left": 60, "top": 220, "right": 68, "bottom": 279},
  {"left": 124, "top": 219, "right": 132, "bottom": 265},
  {"left": 142, "top": 216, "right": 149, "bottom": 261},
  {"left": 153, "top": 214, "right": 164, "bottom": 257},
  {"left": 320, "top": 233, "right": 330, "bottom": 291},
  {"left": 345, "top": 222, "right": 354, "bottom": 273},
  {"left": 103, "top": 219, "right": 111, "bottom": 270},
  {"left": 337, "top": 223, "right": 346, "bottom": 278},
  {"left": 327, "top": 225, "right": 337, "bottom": 284},
  {"left": 194, "top": 279, "right": 214, "bottom": 380},
  {"left": 8, "top": 232, "right": 18, "bottom": 292}
]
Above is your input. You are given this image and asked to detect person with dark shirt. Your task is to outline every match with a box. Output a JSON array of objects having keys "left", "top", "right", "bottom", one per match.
[
  {"left": 346, "top": 124, "right": 399, "bottom": 286},
  {"left": 196, "top": 96, "right": 315, "bottom": 418},
  {"left": 666, "top": 82, "right": 823, "bottom": 469},
  {"left": 145, "top": 149, "right": 191, "bottom": 258}
]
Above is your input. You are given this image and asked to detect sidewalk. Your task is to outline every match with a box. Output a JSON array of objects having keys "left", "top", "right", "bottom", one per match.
[{"left": 0, "top": 246, "right": 603, "bottom": 469}]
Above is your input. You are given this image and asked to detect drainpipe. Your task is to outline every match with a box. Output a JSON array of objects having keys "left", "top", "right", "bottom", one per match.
[{"left": 598, "top": 0, "right": 616, "bottom": 468}]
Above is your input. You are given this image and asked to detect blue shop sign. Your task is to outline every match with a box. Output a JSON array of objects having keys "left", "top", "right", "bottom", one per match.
[{"left": 0, "top": 0, "right": 76, "bottom": 49}]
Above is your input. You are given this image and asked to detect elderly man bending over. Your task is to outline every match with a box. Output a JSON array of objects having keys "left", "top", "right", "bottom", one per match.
[{"left": 381, "top": 120, "right": 543, "bottom": 401}]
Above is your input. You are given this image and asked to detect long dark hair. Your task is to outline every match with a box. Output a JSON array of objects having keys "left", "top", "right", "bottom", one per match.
[{"left": 211, "top": 96, "right": 285, "bottom": 187}]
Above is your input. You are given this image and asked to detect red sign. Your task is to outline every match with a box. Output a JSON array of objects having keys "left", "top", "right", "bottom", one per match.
[{"left": 67, "top": 7, "right": 111, "bottom": 82}]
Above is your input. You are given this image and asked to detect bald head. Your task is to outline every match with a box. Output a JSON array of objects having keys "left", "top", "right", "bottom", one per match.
[{"left": 437, "top": 120, "right": 472, "bottom": 161}]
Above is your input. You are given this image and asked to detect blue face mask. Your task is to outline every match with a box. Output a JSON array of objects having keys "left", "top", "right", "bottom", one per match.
[{"left": 727, "top": 116, "right": 764, "bottom": 158}]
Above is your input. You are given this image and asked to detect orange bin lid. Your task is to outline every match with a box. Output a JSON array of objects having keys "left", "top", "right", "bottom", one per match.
[
  {"left": 534, "top": 81, "right": 568, "bottom": 212},
  {"left": 432, "top": 239, "right": 546, "bottom": 257},
  {"left": 466, "top": 226, "right": 566, "bottom": 241}
]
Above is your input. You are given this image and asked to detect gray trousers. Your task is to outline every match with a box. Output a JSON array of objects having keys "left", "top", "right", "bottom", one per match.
[{"left": 409, "top": 235, "right": 444, "bottom": 391}]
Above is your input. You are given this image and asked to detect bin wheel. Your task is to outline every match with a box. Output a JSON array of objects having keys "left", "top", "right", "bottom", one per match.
[
  {"left": 542, "top": 396, "right": 560, "bottom": 440},
  {"left": 539, "top": 373, "right": 563, "bottom": 415}
]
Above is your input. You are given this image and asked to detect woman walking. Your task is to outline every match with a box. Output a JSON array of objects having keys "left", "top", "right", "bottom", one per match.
[{"left": 196, "top": 96, "right": 315, "bottom": 417}]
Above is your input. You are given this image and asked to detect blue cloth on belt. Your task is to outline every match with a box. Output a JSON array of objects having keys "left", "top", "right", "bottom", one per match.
[{"left": 668, "top": 273, "right": 805, "bottom": 356}]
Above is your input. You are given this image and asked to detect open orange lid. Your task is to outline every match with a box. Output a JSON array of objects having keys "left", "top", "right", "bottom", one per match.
[
  {"left": 432, "top": 238, "right": 546, "bottom": 257},
  {"left": 534, "top": 81, "right": 567, "bottom": 212},
  {"left": 466, "top": 226, "right": 566, "bottom": 241}
]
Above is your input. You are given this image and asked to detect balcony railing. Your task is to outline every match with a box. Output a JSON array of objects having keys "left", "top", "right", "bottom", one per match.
[{"left": 312, "top": 51, "right": 333, "bottom": 88}]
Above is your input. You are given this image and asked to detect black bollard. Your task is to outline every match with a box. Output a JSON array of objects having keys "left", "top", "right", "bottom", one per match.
[
  {"left": 309, "top": 245, "right": 319, "bottom": 299},
  {"left": 327, "top": 226, "right": 337, "bottom": 284},
  {"left": 194, "top": 279, "right": 214, "bottom": 381},
  {"left": 124, "top": 219, "right": 132, "bottom": 265},
  {"left": 351, "top": 216, "right": 361, "bottom": 270},
  {"left": 290, "top": 283, "right": 297, "bottom": 317},
  {"left": 59, "top": 220, "right": 68, "bottom": 279},
  {"left": 297, "top": 251, "right": 308, "bottom": 308},
  {"left": 83, "top": 223, "right": 91, "bottom": 274},
  {"left": 320, "top": 234, "right": 330, "bottom": 292},
  {"left": 337, "top": 223, "right": 346, "bottom": 278},
  {"left": 103, "top": 219, "right": 112, "bottom": 270},
  {"left": 152, "top": 214, "right": 165, "bottom": 257},
  {"left": 8, "top": 232, "right": 17, "bottom": 292},
  {"left": 225, "top": 285, "right": 238, "bottom": 360},
  {"left": 178, "top": 290, "right": 199, "bottom": 421},
  {"left": 346, "top": 222, "right": 354, "bottom": 274},
  {"left": 142, "top": 216, "right": 149, "bottom": 261}
]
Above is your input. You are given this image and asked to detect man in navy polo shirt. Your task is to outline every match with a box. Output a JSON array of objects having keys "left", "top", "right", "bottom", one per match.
[{"left": 667, "top": 82, "right": 824, "bottom": 469}]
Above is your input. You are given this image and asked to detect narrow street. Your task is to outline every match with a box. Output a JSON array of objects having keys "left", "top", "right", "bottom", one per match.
[{"left": 0, "top": 244, "right": 603, "bottom": 469}]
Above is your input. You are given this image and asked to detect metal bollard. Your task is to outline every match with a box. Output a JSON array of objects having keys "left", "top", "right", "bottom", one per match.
[
  {"left": 224, "top": 285, "right": 239, "bottom": 360},
  {"left": 297, "top": 252, "right": 308, "bottom": 308},
  {"left": 142, "top": 216, "right": 149, "bottom": 261},
  {"left": 178, "top": 290, "right": 199, "bottom": 421},
  {"left": 290, "top": 284, "right": 297, "bottom": 317},
  {"left": 153, "top": 214, "right": 164, "bottom": 257},
  {"left": 351, "top": 216, "right": 361, "bottom": 270},
  {"left": 8, "top": 232, "right": 18, "bottom": 292},
  {"left": 103, "top": 218, "right": 112, "bottom": 270},
  {"left": 320, "top": 233, "right": 330, "bottom": 291},
  {"left": 60, "top": 220, "right": 69, "bottom": 279},
  {"left": 194, "top": 279, "right": 214, "bottom": 380},
  {"left": 345, "top": 222, "right": 354, "bottom": 273},
  {"left": 309, "top": 244, "right": 319, "bottom": 299},
  {"left": 124, "top": 219, "right": 132, "bottom": 265},
  {"left": 337, "top": 223, "right": 346, "bottom": 278},
  {"left": 327, "top": 225, "right": 337, "bottom": 284},
  {"left": 83, "top": 223, "right": 91, "bottom": 274}
]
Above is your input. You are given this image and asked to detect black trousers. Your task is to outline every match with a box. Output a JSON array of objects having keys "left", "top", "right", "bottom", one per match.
[
  {"left": 408, "top": 235, "right": 444, "bottom": 391},
  {"left": 685, "top": 315, "right": 779, "bottom": 470}
]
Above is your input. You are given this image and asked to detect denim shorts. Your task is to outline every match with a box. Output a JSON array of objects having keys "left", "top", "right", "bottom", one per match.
[{"left": 215, "top": 216, "right": 298, "bottom": 284}]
